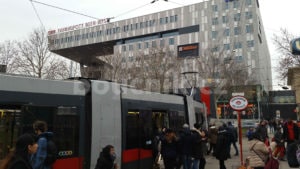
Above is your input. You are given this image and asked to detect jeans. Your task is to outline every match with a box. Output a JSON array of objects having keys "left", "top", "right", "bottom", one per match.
[
  {"left": 191, "top": 158, "right": 199, "bottom": 169},
  {"left": 183, "top": 155, "right": 192, "bottom": 169}
]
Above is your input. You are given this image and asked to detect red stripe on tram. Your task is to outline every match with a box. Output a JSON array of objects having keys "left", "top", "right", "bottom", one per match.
[
  {"left": 53, "top": 157, "right": 84, "bottom": 169},
  {"left": 122, "top": 149, "right": 153, "bottom": 163}
]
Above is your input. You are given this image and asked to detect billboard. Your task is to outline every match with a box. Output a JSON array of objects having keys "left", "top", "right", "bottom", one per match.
[{"left": 177, "top": 43, "right": 199, "bottom": 58}]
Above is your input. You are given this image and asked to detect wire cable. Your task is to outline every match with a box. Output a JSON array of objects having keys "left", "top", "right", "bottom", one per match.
[
  {"left": 30, "top": 0, "right": 99, "bottom": 20},
  {"left": 30, "top": 0, "right": 46, "bottom": 31}
]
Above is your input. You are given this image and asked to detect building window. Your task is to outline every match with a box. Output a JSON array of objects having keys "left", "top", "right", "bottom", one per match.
[
  {"left": 174, "top": 15, "right": 178, "bottom": 22},
  {"left": 235, "top": 56, "right": 243, "bottom": 62},
  {"left": 247, "top": 40, "right": 254, "bottom": 47},
  {"left": 223, "top": 2, "right": 229, "bottom": 10},
  {"left": 224, "top": 28, "right": 230, "bottom": 36},
  {"left": 129, "top": 45, "right": 133, "bottom": 51},
  {"left": 212, "top": 46, "right": 219, "bottom": 52},
  {"left": 137, "top": 43, "right": 142, "bottom": 49},
  {"left": 233, "top": 1, "right": 239, "bottom": 8},
  {"left": 169, "top": 38, "right": 175, "bottom": 45},
  {"left": 234, "top": 42, "right": 242, "bottom": 49},
  {"left": 245, "top": 11, "right": 253, "bottom": 19},
  {"left": 212, "top": 31, "right": 218, "bottom": 39},
  {"left": 165, "top": 17, "right": 169, "bottom": 24},
  {"left": 160, "top": 18, "right": 165, "bottom": 24},
  {"left": 234, "top": 13, "right": 241, "bottom": 22},
  {"left": 234, "top": 27, "right": 241, "bottom": 35},
  {"left": 212, "top": 17, "right": 219, "bottom": 25},
  {"left": 122, "top": 45, "right": 126, "bottom": 51},
  {"left": 160, "top": 39, "right": 165, "bottom": 47},
  {"left": 212, "top": 5, "right": 218, "bottom": 11},
  {"left": 140, "top": 22, "right": 144, "bottom": 28},
  {"left": 246, "top": 24, "right": 254, "bottom": 33},
  {"left": 145, "top": 42, "right": 149, "bottom": 48},
  {"left": 224, "top": 44, "right": 230, "bottom": 50},
  {"left": 246, "top": 0, "right": 252, "bottom": 5},
  {"left": 222, "top": 16, "right": 229, "bottom": 23},
  {"left": 152, "top": 41, "right": 157, "bottom": 48}
]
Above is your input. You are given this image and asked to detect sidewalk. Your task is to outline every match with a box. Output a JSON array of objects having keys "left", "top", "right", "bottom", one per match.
[{"left": 204, "top": 135, "right": 292, "bottom": 169}]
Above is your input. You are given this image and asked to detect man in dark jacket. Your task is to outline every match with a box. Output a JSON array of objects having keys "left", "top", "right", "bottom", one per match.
[
  {"left": 214, "top": 124, "right": 231, "bottom": 169},
  {"left": 256, "top": 120, "right": 269, "bottom": 145},
  {"left": 95, "top": 145, "right": 117, "bottom": 169},
  {"left": 227, "top": 121, "right": 238, "bottom": 156},
  {"left": 190, "top": 123, "right": 206, "bottom": 169}
]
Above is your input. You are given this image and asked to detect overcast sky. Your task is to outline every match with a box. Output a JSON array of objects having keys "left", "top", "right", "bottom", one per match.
[{"left": 1, "top": 0, "right": 299, "bottom": 88}]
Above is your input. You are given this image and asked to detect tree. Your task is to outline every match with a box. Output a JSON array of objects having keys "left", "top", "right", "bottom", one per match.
[
  {"left": 0, "top": 40, "right": 18, "bottom": 73},
  {"left": 273, "top": 28, "right": 300, "bottom": 79},
  {"left": 10, "top": 27, "right": 70, "bottom": 79}
]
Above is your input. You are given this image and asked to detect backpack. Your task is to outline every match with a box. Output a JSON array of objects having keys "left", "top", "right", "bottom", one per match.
[{"left": 44, "top": 137, "right": 58, "bottom": 166}]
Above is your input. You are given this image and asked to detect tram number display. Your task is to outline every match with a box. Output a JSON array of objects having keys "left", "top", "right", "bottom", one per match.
[
  {"left": 58, "top": 150, "right": 73, "bottom": 157},
  {"left": 177, "top": 43, "right": 199, "bottom": 58}
]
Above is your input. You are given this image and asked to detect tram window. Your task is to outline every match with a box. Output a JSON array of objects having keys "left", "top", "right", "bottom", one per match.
[
  {"left": 0, "top": 109, "right": 22, "bottom": 160},
  {"left": 22, "top": 106, "right": 80, "bottom": 158},
  {"left": 169, "top": 111, "right": 185, "bottom": 131}
]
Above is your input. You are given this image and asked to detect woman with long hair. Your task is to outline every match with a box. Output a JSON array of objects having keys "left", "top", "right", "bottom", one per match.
[{"left": 0, "top": 134, "right": 38, "bottom": 169}]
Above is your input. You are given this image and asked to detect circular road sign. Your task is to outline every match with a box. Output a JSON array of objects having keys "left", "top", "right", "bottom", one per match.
[{"left": 229, "top": 96, "right": 248, "bottom": 111}]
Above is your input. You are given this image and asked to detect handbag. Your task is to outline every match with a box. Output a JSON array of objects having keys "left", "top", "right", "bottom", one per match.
[{"left": 264, "top": 154, "right": 279, "bottom": 169}]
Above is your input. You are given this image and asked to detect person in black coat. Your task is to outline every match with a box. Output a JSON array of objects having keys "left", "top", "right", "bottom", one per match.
[
  {"left": 214, "top": 124, "right": 231, "bottom": 169},
  {"left": 0, "top": 133, "right": 38, "bottom": 169},
  {"left": 161, "top": 129, "right": 178, "bottom": 169},
  {"left": 95, "top": 145, "right": 117, "bottom": 169}
]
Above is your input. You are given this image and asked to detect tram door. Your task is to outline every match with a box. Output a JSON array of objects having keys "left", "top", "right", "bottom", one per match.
[
  {"left": 124, "top": 111, "right": 168, "bottom": 169},
  {"left": 0, "top": 108, "right": 22, "bottom": 160}
]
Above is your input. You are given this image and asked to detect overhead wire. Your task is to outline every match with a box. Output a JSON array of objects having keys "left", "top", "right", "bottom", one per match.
[
  {"left": 29, "top": 0, "right": 46, "bottom": 31},
  {"left": 29, "top": 0, "right": 99, "bottom": 20}
]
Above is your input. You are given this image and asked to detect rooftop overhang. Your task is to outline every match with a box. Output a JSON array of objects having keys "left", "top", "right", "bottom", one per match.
[{"left": 50, "top": 40, "right": 116, "bottom": 66}]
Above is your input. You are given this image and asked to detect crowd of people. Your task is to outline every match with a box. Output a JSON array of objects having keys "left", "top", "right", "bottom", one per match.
[{"left": 152, "top": 121, "right": 239, "bottom": 169}]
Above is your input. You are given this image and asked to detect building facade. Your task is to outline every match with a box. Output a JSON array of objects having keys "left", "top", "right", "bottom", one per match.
[{"left": 48, "top": 0, "right": 272, "bottom": 92}]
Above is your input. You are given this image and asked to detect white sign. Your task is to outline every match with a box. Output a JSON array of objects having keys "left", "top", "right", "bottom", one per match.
[
  {"left": 232, "top": 92, "right": 244, "bottom": 96},
  {"left": 229, "top": 96, "right": 248, "bottom": 111}
]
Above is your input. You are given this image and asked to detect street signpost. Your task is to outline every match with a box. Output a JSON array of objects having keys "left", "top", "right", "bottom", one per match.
[{"left": 229, "top": 96, "right": 248, "bottom": 166}]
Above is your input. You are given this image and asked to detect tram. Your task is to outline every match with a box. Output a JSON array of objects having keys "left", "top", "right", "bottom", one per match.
[{"left": 0, "top": 74, "right": 207, "bottom": 169}]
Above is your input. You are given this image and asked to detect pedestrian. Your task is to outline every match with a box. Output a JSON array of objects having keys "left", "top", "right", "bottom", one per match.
[
  {"left": 247, "top": 131, "right": 269, "bottom": 169},
  {"left": 207, "top": 124, "right": 217, "bottom": 155},
  {"left": 0, "top": 133, "right": 38, "bottom": 169},
  {"left": 94, "top": 145, "right": 117, "bottom": 169},
  {"left": 273, "top": 127, "right": 285, "bottom": 161},
  {"left": 214, "top": 123, "right": 231, "bottom": 169},
  {"left": 161, "top": 128, "right": 178, "bottom": 169},
  {"left": 190, "top": 123, "right": 206, "bottom": 169},
  {"left": 246, "top": 127, "right": 254, "bottom": 141},
  {"left": 32, "top": 120, "right": 56, "bottom": 169},
  {"left": 283, "top": 118, "right": 299, "bottom": 146},
  {"left": 227, "top": 121, "right": 238, "bottom": 156},
  {"left": 255, "top": 120, "right": 269, "bottom": 146},
  {"left": 177, "top": 124, "right": 193, "bottom": 169}
]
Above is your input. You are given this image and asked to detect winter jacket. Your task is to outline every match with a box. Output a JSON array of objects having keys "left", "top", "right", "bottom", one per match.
[
  {"left": 248, "top": 139, "right": 269, "bottom": 168},
  {"left": 283, "top": 121, "right": 299, "bottom": 143},
  {"left": 214, "top": 128, "right": 231, "bottom": 161},
  {"left": 94, "top": 146, "right": 115, "bottom": 169},
  {"left": 32, "top": 132, "right": 54, "bottom": 169},
  {"left": 161, "top": 138, "right": 178, "bottom": 159},
  {"left": 190, "top": 129, "right": 204, "bottom": 159},
  {"left": 8, "top": 156, "right": 33, "bottom": 169},
  {"left": 208, "top": 127, "right": 218, "bottom": 144}
]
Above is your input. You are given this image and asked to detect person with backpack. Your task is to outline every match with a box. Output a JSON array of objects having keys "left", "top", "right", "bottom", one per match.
[
  {"left": 32, "top": 120, "right": 57, "bottom": 169},
  {"left": 0, "top": 133, "right": 38, "bottom": 169}
]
